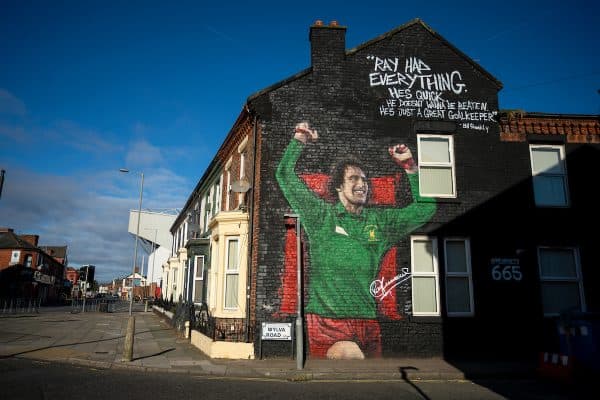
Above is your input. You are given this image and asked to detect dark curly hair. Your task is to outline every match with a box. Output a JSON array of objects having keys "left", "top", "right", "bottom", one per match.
[{"left": 328, "top": 157, "right": 368, "bottom": 199}]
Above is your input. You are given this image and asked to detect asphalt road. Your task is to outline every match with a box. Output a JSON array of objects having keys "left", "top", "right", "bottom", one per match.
[{"left": 0, "top": 358, "right": 589, "bottom": 400}]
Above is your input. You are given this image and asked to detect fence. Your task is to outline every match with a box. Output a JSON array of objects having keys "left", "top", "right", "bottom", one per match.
[
  {"left": 194, "top": 303, "right": 255, "bottom": 342},
  {"left": 0, "top": 298, "right": 42, "bottom": 314},
  {"left": 70, "top": 298, "right": 129, "bottom": 313}
]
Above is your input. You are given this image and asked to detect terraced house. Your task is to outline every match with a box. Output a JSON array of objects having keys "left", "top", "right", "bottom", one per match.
[{"left": 165, "top": 19, "right": 599, "bottom": 364}]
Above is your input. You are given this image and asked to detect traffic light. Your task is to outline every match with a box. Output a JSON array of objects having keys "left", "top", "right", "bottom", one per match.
[{"left": 79, "top": 265, "right": 96, "bottom": 283}]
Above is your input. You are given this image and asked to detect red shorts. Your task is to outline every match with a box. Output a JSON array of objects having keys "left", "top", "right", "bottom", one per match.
[{"left": 306, "top": 313, "right": 382, "bottom": 358}]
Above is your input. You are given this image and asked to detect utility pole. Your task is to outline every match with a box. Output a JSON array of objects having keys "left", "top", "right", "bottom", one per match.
[
  {"left": 0, "top": 169, "right": 5, "bottom": 199},
  {"left": 81, "top": 265, "right": 89, "bottom": 312}
]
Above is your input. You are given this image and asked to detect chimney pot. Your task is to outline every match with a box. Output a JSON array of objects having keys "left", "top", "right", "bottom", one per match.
[
  {"left": 329, "top": 20, "right": 338, "bottom": 27},
  {"left": 314, "top": 20, "right": 323, "bottom": 26}
]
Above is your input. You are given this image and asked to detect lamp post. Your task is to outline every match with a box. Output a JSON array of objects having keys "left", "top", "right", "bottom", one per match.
[
  {"left": 119, "top": 168, "right": 144, "bottom": 361},
  {"left": 284, "top": 213, "right": 303, "bottom": 370}
]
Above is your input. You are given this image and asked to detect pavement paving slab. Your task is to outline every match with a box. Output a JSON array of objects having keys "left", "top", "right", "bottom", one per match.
[{"left": 0, "top": 305, "right": 543, "bottom": 382}]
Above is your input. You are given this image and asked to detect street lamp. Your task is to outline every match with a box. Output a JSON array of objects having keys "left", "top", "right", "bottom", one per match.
[
  {"left": 284, "top": 213, "right": 303, "bottom": 370},
  {"left": 120, "top": 168, "right": 144, "bottom": 316},
  {"left": 119, "top": 168, "right": 144, "bottom": 362}
]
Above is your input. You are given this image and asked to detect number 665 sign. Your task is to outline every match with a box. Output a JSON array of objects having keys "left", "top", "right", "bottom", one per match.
[{"left": 490, "top": 258, "right": 522, "bottom": 281}]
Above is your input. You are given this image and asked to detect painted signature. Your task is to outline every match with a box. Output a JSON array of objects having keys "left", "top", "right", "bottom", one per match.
[{"left": 369, "top": 268, "right": 411, "bottom": 299}]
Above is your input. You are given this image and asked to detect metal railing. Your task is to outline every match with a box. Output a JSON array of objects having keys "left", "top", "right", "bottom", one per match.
[
  {"left": 0, "top": 298, "right": 41, "bottom": 314},
  {"left": 69, "top": 298, "right": 129, "bottom": 313}
]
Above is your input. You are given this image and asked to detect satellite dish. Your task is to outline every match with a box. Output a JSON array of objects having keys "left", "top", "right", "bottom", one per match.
[{"left": 231, "top": 179, "right": 251, "bottom": 193}]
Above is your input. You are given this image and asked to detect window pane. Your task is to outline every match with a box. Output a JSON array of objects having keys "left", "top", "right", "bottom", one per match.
[
  {"left": 420, "top": 166, "right": 454, "bottom": 196},
  {"left": 446, "top": 241, "right": 467, "bottom": 273},
  {"left": 227, "top": 240, "right": 239, "bottom": 271},
  {"left": 225, "top": 274, "right": 239, "bottom": 308},
  {"left": 195, "top": 256, "right": 204, "bottom": 278},
  {"left": 413, "top": 240, "right": 434, "bottom": 273},
  {"left": 193, "top": 280, "right": 203, "bottom": 303},
  {"left": 413, "top": 277, "right": 437, "bottom": 313},
  {"left": 540, "top": 249, "right": 577, "bottom": 278},
  {"left": 532, "top": 148, "right": 563, "bottom": 174},
  {"left": 541, "top": 282, "right": 581, "bottom": 314},
  {"left": 533, "top": 176, "right": 567, "bottom": 206},
  {"left": 421, "top": 137, "right": 450, "bottom": 163},
  {"left": 447, "top": 277, "right": 471, "bottom": 313}
]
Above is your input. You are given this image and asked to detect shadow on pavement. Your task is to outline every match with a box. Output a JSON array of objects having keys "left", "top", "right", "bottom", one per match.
[{"left": 132, "top": 347, "right": 175, "bottom": 362}]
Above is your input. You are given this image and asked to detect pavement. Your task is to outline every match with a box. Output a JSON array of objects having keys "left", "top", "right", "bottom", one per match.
[{"left": 0, "top": 304, "right": 540, "bottom": 381}]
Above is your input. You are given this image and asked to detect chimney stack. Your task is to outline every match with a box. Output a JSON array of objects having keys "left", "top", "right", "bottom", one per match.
[{"left": 309, "top": 20, "right": 346, "bottom": 75}]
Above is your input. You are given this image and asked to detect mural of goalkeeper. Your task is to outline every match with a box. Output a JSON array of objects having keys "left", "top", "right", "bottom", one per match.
[{"left": 276, "top": 122, "right": 436, "bottom": 359}]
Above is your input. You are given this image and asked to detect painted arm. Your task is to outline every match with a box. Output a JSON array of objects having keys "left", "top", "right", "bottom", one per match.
[
  {"left": 275, "top": 124, "right": 327, "bottom": 231},
  {"left": 381, "top": 145, "right": 437, "bottom": 242}
]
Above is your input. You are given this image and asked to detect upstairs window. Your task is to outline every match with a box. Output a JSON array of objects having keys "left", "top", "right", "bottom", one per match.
[
  {"left": 529, "top": 145, "right": 569, "bottom": 207},
  {"left": 417, "top": 135, "right": 456, "bottom": 198},
  {"left": 538, "top": 247, "right": 584, "bottom": 316}
]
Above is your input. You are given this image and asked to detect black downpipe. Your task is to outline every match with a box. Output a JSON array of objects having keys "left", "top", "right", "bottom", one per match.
[{"left": 245, "top": 111, "right": 258, "bottom": 342}]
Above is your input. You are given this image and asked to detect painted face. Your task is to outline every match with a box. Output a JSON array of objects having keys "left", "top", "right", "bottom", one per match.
[{"left": 337, "top": 165, "right": 368, "bottom": 210}]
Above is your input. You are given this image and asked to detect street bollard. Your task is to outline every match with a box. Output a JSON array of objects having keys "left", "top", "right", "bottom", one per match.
[
  {"left": 122, "top": 316, "right": 136, "bottom": 362},
  {"left": 144, "top": 301, "right": 148, "bottom": 312}
]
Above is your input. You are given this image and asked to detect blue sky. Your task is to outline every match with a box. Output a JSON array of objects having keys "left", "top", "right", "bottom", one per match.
[{"left": 1, "top": 0, "right": 598, "bottom": 283}]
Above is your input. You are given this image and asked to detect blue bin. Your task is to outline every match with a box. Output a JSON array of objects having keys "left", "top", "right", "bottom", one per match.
[{"left": 557, "top": 313, "right": 600, "bottom": 372}]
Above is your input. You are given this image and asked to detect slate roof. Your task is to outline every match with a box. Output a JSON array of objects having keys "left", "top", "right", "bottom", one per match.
[{"left": 0, "top": 230, "right": 38, "bottom": 250}]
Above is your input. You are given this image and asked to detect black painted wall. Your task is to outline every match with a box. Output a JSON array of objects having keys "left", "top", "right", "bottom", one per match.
[{"left": 247, "top": 20, "right": 599, "bottom": 360}]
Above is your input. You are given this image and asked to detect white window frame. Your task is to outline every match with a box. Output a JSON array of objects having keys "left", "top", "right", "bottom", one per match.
[
  {"left": 192, "top": 255, "right": 205, "bottom": 304},
  {"left": 10, "top": 250, "right": 21, "bottom": 265},
  {"left": 411, "top": 236, "right": 440, "bottom": 316},
  {"left": 537, "top": 246, "right": 585, "bottom": 317},
  {"left": 417, "top": 134, "right": 456, "bottom": 198},
  {"left": 225, "top": 157, "right": 232, "bottom": 212},
  {"left": 213, "top": 181, "right": 221, "bottom": 217},
  {"left": 204, "top": 193, "right": 211, "bottom": 230},
  {"left": 224, "top": 237, "right": 240, "bottom": 310},
  {"left": 444, "top": 238, "right": 474, "bottom": 317},
  {"left": 529, "top": 144, "right": 569, "bottom": 207}
]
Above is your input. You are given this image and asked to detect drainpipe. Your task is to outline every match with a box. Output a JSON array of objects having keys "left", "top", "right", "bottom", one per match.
[{"left": 245, "top": 109, "right": 258, "bottom": 342}]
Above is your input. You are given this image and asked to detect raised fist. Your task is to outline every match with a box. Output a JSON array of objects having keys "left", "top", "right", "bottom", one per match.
[
  {"left": 388, "top": 144, "right": 417, "bottom": 173},
  {"left": 294, "top": 122, "right": 318, "bottom": 144}
]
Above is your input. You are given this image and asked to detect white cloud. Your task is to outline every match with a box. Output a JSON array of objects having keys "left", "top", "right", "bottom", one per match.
[
  {"left": 125, "top": 138, "right": 165, "bottom": 168},
  {"left": 0, "top": 166, "right": 188, "bottom": 282},
  {"left": 0, "top": 89, "right": 27, "bottom": 117}
]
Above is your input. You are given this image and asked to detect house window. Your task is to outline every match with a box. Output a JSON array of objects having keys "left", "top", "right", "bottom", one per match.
[
  {"left": 224, "top": 237, "right": 240, "bottom": 310},
  {"left": 411, "top": 236, "right": 440, "bottom": 316},
  {"left": 444, "top": 238, "right": 474, "bottom": 316},
  {"left": 192, "top": 255, "right": 204, "bottom": 304},
  {"left": 226, "top": 170, "right": 231, "bottom": 211},
  {"left": 204, "top": 194, "right": 211, "bottom": 230},
  {"left": 417, "top": 134, "right": 456, "bottom": 197},
  {"left": 538, "top": 247, "right": 584, "bottom": 316},
  {"left": 213, "top": 182, "right": 221, "bottom": 217},
  {"left": 529, "top": 145, "right": 569, "bottom": 207},
  {"left": 10, "top": 250, "right": 20, "bottom": 265},
  {"left": 24, "top": 254, "right": 33, "bottom": 268}
]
